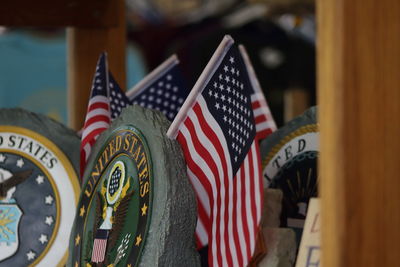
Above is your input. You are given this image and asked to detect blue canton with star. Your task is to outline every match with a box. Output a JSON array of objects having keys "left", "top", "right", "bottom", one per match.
[
  {"left": 131, "top": 64, "right": 190, "bottom": 121},
  {"left": 201, "top": 45, "right": 256, "bottom": 176},
  {"left": 90, "top": 53, "right": 109, "bottom": 98},
  {"left": 109, "top": 72, "right": 132, "bottom": 120}
]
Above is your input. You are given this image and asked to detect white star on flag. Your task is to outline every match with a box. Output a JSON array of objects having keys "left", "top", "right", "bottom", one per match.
[
  {"left": 167, "top": 36, "right": 263, "bottom": 267},
  {"left": 80, "top": 53, "right": 132, "bottom": 181},
  {"left": 0, "top": 154, "right": 5, "bottom": 162},
  {"left": 127, "top": 55, "right": 190, "bottom": 122},
  {"left": 238, "top": 45, "right": 277, "bottom": 140}
]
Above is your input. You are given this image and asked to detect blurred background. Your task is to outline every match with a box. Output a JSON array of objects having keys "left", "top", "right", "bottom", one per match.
[{"left": 0, "top": 0, "right": 315, "bottom": 127}]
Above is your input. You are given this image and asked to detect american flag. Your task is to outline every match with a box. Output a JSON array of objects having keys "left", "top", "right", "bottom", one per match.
[
  {"left": 91, "top": 229, "right": 109, "bottom": 263},
  {"left": 80, "top": 53, "right": 131, "bottom": 179},
  {"left": 167, "top": 36, "right": 263, "bottom": 267},
  {"left": 109, "top": 72, "right": 131, "bottom": 120},
  {"left": 126, "top": 55, "right": 189, "bottom": 121},
  {"left": 239, "top": 45, "right": 277, "bottom": 140}
]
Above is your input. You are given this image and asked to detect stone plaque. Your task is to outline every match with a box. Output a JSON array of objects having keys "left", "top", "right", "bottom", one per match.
[
  {"left": 0, "top": 108, "right": 80, "bottom": 266},
  {"left": 68, "top": 105, "right": 200, "bottom": 267}
]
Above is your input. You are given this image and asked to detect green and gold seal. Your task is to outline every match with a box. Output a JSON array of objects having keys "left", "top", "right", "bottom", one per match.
[
  {"left": 71, "top": 125, "right": 152, "bottom": 266},
  {"left": 69, "top": 105, "right": 200, "bottom": 267}
]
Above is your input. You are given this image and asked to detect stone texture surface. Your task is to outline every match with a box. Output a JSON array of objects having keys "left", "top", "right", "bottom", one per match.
[
  {"left": 81, "top": 105, "right": 200, "bottom": 267},
  {"left": 262, "top": 188, "right": 283, "bottom": 228},
  {"left": 258, "top": 227, "right": 297, "bottom": 267},
  {"left": 0, "top": 108, "right": 80, "bottom": 175}
]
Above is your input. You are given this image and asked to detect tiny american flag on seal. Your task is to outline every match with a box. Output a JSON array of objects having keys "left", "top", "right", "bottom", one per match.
[
  {"left": 126, "top": 55, "right": 190, "bottom": 121},
  {"left": 91, "top": 229, "right": 110, "bottom": 263},
  {"left": 167, "top": 36, "right": 263, "bottom": 267},
  {"left": 80, "top": 53, "right": 132, "bottom": 180}
]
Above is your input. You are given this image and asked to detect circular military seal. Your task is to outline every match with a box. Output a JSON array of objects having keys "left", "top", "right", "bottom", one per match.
[
  {"left": 260, "top": 106, "right": 318, "bottom": 240},
  {"left": 0, "top": 108, "right": 80, "bottom": 266},
  {"left": 68, "top": 105, "right": 200, "bottom": 267}
]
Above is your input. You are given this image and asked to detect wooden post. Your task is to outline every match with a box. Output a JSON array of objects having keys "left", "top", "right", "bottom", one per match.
[
  {"left": 67, "top": 0, "right": 126, "bottom": 130},
  {"left": 0, "top": 0, "right": 126, "bottom": 130},
  {"left": 283, "top": 87, "right": 310, "bottom": 123},
  {"left": 318, "top": 1, "right": 400, "bottom": 266}
]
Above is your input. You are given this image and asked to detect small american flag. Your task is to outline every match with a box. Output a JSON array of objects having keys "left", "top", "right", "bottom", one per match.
[
  {"left": 239, "top": 45, "right": 277, "bottom": 140},
  {"left": 91, "top": 229, "right": 109, "bottom": 263},
  {"left": 109, "top": 72, "right": 131, "bottom": 120},
  {"left": 80, "top": 53, "right": 131, "bottom": 179},
  {"left": 167, "top": 36, "right": 263, "bottom": 267},
  {"left": 126, "top": 55, "right": 189, "bottom": 121}
]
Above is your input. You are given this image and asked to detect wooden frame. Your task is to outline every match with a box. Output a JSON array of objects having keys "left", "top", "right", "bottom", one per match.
[
  {"left": 318, "top": 1, "right": 400, "bottom": 266},
  {"left": 0, "top": 0, "right": 126, "bottom": 130},
  {"left": 2, "top": 1, "right": 400, "bottom": 265}
]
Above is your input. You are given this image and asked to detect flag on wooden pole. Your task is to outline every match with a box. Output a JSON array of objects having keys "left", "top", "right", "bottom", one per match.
[
  {"left": 167, "top": 35, "right": 263, "bottom": 267},
  {"left": 239, "top": 45, "right": 277, "bottom": 140},
  {"left": 126, "top": 55, "right": 190, "bottom": 121},
  {"left": 80, "top": 53, "right": 131, "bottom": 179}
]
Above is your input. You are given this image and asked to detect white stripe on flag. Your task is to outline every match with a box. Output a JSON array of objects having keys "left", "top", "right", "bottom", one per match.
[
  {"left": 81, "top": 121, "right": 110, "bottom": 140},
  {"left": 187, "top": 168, "right": 210, "bottom": 218},
  {"left": 195, "top": 212, "right": 209, "bottom": 246},
  {"left": 83, "top": 142, "right": 92, "bottom": 161},
  {"left": 244, "top": 143, "right": 256, "bottom": 259},
  {"left": 234, "top": 166, "right": 247, "bottom": 265},
  {"left": 256, "top": 120, "right": 276, "bottom": 132},
  {"left": 88, "top": 95, "right": 109, "bottom": 106},
  {"left": 85, "top": 107, "right": 110, "bottom": 122},
  {"left": 197, "top": 98, "right": 232, "bottom": 267},
  {"left": 252, "top": 142, "right": 263, "bottom": 225}
]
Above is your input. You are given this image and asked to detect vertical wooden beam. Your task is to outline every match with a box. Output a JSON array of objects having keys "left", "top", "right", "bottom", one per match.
[
  {"left": 67, "top": 0, "right": 126, "bottom": 130},
  {"left": 283, "top": 87, "right": 310, "bottom": 122},
  {"left": 318, "top": 1, "right": 400, "bottom": 267}
]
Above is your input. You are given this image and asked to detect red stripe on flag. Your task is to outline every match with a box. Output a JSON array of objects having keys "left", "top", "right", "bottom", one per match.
[
  {"left": 239, "top": 158, "right": 251, "bottom": 262},
  {"left": 231, "top": 169, "right": 243, "bottom": 267},
  {"left": 248, "top": 143, "right": 258, "bottom": 254},
  {"left": 88, "top": 102, "right": 109, "bottom": 112},
  {"left": 254, "top": 114, "right": 267, "bottom": 124},
  {"left": 83, "top": 114, "right": 110, "bottom": 128},
  {"left": 251, "top": 100, "right": 261, "bottom": 109},
  {"left": 177, "top": 130, "right": 214, "bottom": 246},
  {"left": 81, "top": 127, "right": 109, "bottom": 147},
  {"left": 255, "top": 139, "right": 264, "bottom": 225},
  {"left": 193, "top": 103, "right": 234, "bottom": 267}
]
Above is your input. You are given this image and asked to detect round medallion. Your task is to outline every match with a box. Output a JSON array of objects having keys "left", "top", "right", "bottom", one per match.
[
  {"left": 260, "top": 107, "right": 318, "bottom": 241},
  {"left": 71, "top": 125, "right": 153, "bottom": 266},
  {"left": 0, "top": 124, "right": 80, "bottom": 266},
  {"left": 69, "top": 105, "right": 200, "bottom": 267}
]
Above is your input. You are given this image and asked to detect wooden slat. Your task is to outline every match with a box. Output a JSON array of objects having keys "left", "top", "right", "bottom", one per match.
[
  {"left": 318, "top": 0, "right": 400, "bottom": 266},
  {"left": 283, "top": 87, "right": 309, "bottom": 123},
  {"left": 67, "top": 0, "right": 126, "bottom": 130},
  {"left": 0, "top": 0, "right": 118, "bottom": 27}
]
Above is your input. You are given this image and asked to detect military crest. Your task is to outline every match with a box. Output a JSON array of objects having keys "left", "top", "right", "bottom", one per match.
[
  {"left": 0, "top": 202, "right": 22, "bottom": 261},
  {"left": 260, "top": 107, "right": 318, "bottom": 242},
  {"left": 71, "top": 125, "right": 153, "bottom": 266},
  {"left": 69, "top": 105, "right": 200, "bottom": 267},
  {"left": 0, "top": 108, "right": 80, "bottom": 266}
]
